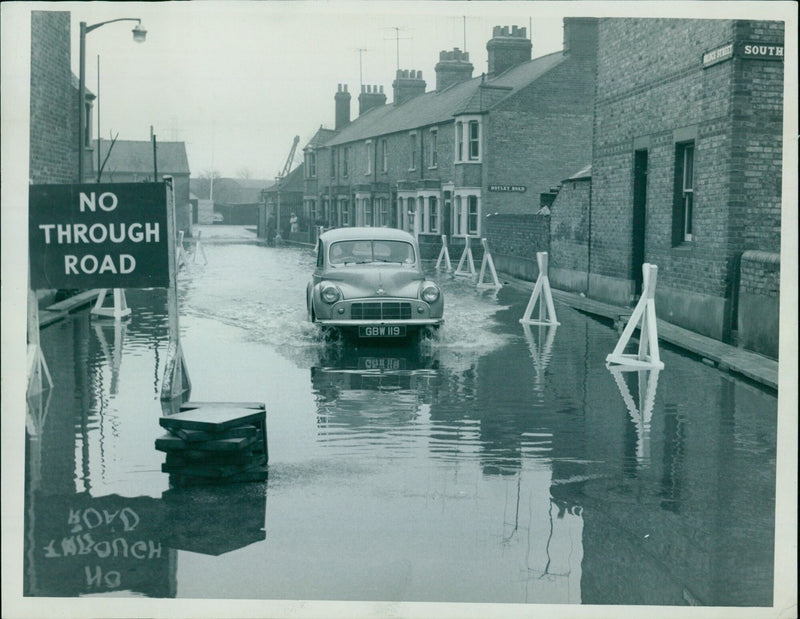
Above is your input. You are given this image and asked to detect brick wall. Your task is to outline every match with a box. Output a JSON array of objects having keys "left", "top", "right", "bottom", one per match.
[
  {"left": 738, "top": 250, "right": 780, "bottom": 358},
  {"left": 484, "top": 214, "right": 550, "bottom": 280},
  {"left": 550, "top": 177, "right": 590, "bottom": 291},
  {"left": 590, "top": 18, "right": 784, "bottom": 341},
  {"left": 484, "top": 53, "right": 596, "bottom": 216},
  {"left": 30, "top": 11, "right": 77, "bottom": 184}
]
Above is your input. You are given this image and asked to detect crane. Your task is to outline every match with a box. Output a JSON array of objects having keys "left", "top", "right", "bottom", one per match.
[{"left": 279, "top": 135, "right": 300, "bottom": 180}]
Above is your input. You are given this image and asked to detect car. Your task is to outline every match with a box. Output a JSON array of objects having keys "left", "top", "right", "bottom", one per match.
[{"left": 307, "top": 227, "right": 444, "bottom": 339}]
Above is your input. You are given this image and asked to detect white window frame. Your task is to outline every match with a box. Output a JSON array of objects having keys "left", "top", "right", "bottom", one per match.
[
  {"left": 397, "top": 191, "right": 417, "bottom": 233},
  {"left": 380, "top": 139, "right": 388, "bottom": 173},
  {"left": 409, "top": 131, "right": 418, "bottom": 171},
  {"left": 429, "top": 128, "right": 438, "bottom": 169},
  {"left": 365, "top": 140, "right": 373, "bottom": 175},
  {"left": 452, "top": 188, "right": 481, "bottom": 237},
  {"left": 454, "top": 115, "right": 482, "bottom": 163},
  {"left": 306, "top": 150, "right": 317, "bottom": 178}
]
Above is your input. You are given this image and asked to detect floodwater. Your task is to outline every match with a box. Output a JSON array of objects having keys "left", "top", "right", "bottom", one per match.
[{"left": 24, "top": 226, "right": 778, "bottom": 606}]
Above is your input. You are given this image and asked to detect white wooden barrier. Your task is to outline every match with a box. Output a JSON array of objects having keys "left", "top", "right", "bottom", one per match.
[
  {"left": 176, "top": 230, "right": 189, "bottom": 270},
  {"left": 520, "top": 252, "right": 559, "bottom": 325},
  {"left": 453, "top": 237, "right": 476, "bottom": 277},
  {"left": 435, "top": 235, "right": 453, "bottom": 272},
  {"left": 606, "top": 263, "right": 664, "bottom": 369},
  {"left": 90, "top": 288, "right": 131, "bottom": 320},
  {"left": 193, "top": 229, "right": 208, "bottom": 264},
  {"left": 476, "top": 238, "right": 502, "bottom": 289}
]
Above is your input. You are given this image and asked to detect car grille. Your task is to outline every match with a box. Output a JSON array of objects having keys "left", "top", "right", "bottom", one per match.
[{"left": 351, "top": 302, "right": 412, "bottom": 320}]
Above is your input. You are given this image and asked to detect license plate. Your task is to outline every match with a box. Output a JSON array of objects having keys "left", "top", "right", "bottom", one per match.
[
  {"left": 358, "top": 325, "right": 407, "bottom": 338},
  {"left": 358, "top": 357, "right": 407, "bottom": 370}
]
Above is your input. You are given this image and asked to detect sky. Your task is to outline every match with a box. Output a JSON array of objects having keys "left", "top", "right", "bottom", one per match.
[{"left": 64, "top": 2, "right": 569, "bottom": 180}]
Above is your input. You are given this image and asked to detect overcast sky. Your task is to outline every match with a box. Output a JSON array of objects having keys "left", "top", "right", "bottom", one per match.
[
  {"left": 64, "top": 2, "right": 567, "bottom": 180},
  {"left": 0, "top": 1, "right": 780, "bottom": 182}
]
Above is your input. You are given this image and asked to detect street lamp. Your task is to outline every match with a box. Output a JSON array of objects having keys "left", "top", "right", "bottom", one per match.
[{"left": 78, "top": 18, "right": 147, "bottom": 183}]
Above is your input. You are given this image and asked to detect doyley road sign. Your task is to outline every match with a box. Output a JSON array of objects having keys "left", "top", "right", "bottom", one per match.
[{"left": 29, "top": 183, "right": 169, "bottom": 289}]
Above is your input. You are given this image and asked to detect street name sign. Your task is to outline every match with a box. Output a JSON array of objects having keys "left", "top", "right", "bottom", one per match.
[
  {"left": 29, "top": 183, "right": 169, "bottom": 289},
  {"left": 488, "top": 184, "right": 527, "bottom": 193}
]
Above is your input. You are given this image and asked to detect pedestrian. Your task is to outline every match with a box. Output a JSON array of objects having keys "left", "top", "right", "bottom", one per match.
[
  {"left": 266, "top": 213, "right": 275, "bottom": 246},
  {"left": 290, "top": 212, "right": 298, "bottom": 233}
]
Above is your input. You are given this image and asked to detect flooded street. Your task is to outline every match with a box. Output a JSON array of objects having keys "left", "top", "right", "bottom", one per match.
[{"left": 25, "top": 228, "right": 778, "bottom": 606}]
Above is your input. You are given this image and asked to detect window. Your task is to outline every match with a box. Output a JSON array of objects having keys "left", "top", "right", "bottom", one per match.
[
  {"left": 380, "top": 139, "right": 388, "bottom": 173},
  {"left": 468, "top": 121, "right": 480, "bottom": 160},
  {"left": 365, "top": 140, "right": 373, "bottom": 174},
  {"left": 340, "top": 198, "right": 350, "bottom": 226},
  {"left": 467, "top": 195, "right": 479, "bottom": 234},
  {"left": 306, "top": 151, "right": 317, "bottom": 178},
  {"left": 409, "top": 132, "right": 417, "bottom": 170},
  {"left": 428, "top": 196, "right": 438, "bottom": 233},
  {"left": 342, "top": 147, "right": 349, "bottom": 177},
  {"left": 377, "top": 198, "right": 389, "bottom": 226},
  {"left": 454, "top": 195, "right": 463, "bottom": 235},
  {"left": 330, "top": 148, "right": 336, "bottom": 177},
  {"left": 364, "top": 198, "right": 373, "bottom": 226},
  {"left": 407, "top": 200, "right": 416, "bottom": 232},
  {"left": 456, "top": 122, "right": 464, "bottom": 162},
  {"left": 673, "top": 141, "right": 695, "bottom": 244},
  {"left": 429, "top": 129, "right": 438, "bottom": 168}
]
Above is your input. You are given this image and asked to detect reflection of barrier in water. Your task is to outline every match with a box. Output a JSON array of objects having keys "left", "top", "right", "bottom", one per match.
[
  {"left": 27, "top": 284, "right": 53, "bottom": 397},
  {"left": 606, "top": 263, "right": 664, "bottom": 369},
  {"left": 453, "top": 236, "right": 477, "bottom": 278},
  {"left": 435, "top": 234, "right": 453, "bottom": 272},
  {"left": 522, "top": 323, "right": 558, "bottom": 393},
  {"left": 609, "top": 366, "right": 660, "bottom": 468},
  {"left": 26, "top": 390, "right": 53, "bottom": 493},
  {"left": 93, "top": 319, "right": 128, "bottom": 396},
  {"left": 476, "top": 238, "right": 502, "bottom": 290},
  {"left": 520, "top": 252, "right": 559, "bottom": 326},
  {"left": 90, "top": 288, "right": 131, "bottom": 320}
]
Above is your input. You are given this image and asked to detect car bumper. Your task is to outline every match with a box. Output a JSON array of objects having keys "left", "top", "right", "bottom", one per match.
[{"left": 315, "top": 318, "right": 443, "bottom": 328}]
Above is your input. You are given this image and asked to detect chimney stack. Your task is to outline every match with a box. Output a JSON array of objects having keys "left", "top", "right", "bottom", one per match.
[
  {"left": 435, "top": 48, "right": 474, "bottom": 91},
  {"left": 486, "top": 25, "right": 531, "bottom": 76},
  {"left": 358, "top": 84, "right": 387, "bottom": 115},
  {"left": 562, "top": 18, "right": 598, "bottom": 58},
  {"left": 334, "top": 83, "right": 351, "bottom": 130},
  {"left": 392, "top": 69, "right": 427, "bottom": 105}
]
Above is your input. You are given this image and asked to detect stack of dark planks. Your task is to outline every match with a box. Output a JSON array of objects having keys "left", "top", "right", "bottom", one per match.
[{"left": 156, "top": 402, "right": 268, "bottom": 485}]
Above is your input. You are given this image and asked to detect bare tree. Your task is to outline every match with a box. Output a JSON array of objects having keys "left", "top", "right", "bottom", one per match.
[{"left": 237, "top": 167, "right": 253, "bottom": 180}]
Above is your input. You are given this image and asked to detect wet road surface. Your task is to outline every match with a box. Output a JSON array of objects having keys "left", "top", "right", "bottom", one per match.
[{"left": 25, "top": 228, "right": 778, "bottom": 605}]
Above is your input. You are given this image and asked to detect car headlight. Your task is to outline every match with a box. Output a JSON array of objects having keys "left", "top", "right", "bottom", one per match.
[
  {"left": 321, "top": 284, "right": 341, "bottom": 304},
  {"left": 421, "top": 283, "right": 440, "bottom": 303}
]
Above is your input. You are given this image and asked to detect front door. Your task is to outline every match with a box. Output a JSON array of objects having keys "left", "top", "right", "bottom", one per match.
[{"left": 631, "top": 150, "right": 648, "bottom": 296}]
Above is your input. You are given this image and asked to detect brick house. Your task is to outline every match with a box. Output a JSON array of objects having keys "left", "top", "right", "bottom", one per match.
[
  {"left": 547, "top": 18, "right": 784, "bottom": 356},
  {"left": 302, "top": 19, "right": 598, "bottom": 257}
]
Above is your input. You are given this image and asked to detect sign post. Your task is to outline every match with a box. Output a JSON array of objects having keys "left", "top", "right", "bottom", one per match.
[{"left": 161, "top": 177, "right": 191, "bottom": 401}]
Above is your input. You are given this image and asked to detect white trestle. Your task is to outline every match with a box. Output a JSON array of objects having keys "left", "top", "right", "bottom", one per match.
[
  {"left": 90, "top": 288, "right": 132, "bottom": 320},
  {"left": 176, "top": 230, "right": 189, "bottom": 271},
  {"left": 435, "top": 235, "right": 453, "bottom": 272},
  {"left": 520, "top": 252, "right": 559, "bottom": 325},
  {"left": 606, "top": 263, "right": 664, "bottom": 369},
  {"left": 476, "top": 238, "right": 502, "bottom": 289},
  {"left": 193, "top": 229, "right": 208, "bottom": 264},
  {"left": 453, "top": 236, "right": 476, "bottom": 277}
]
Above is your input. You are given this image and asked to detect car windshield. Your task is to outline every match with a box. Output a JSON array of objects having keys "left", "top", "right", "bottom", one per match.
[{"left": 329, "top": 240, "right": 415, "bottom": 265}]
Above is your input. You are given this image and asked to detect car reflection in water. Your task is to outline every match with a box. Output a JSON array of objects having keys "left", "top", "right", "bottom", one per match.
[{"left": 311, "top": 338, "right": 439, "bottom": 433}]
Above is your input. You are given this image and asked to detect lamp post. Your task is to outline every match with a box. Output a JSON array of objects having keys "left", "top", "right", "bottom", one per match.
[{"left": 78, "top": 18, "right": 147, "bottom": 183}]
